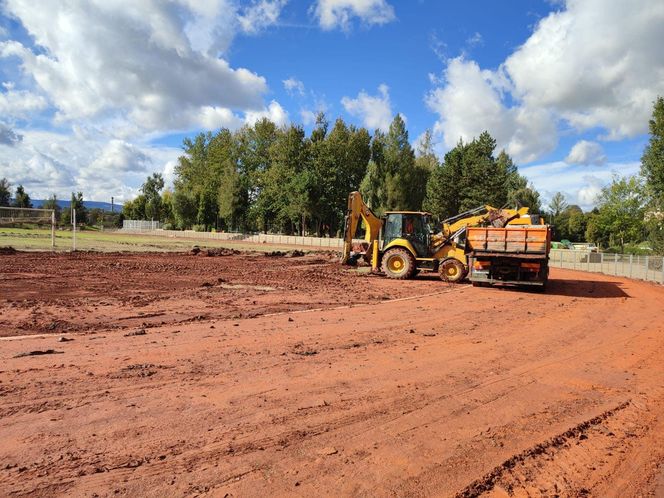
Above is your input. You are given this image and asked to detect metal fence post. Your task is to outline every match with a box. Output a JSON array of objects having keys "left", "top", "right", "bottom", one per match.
[
  {"left": 587, "top": 251, "right": 590, "bottom": 272},
  {"left": 72, "top": 209, "right": 76, "bottom": 252},
  {"left": 600, "top": 252, "right": 604, "bottom": 275},
  {"left": 560, "top": 250, "right": 563, "bottom": 268},
  {"left": 645, "top": 255, "right": 649, "bottom": 281},
  {"left": 661, "top": 257, "right": 664, "bottom": 285},
  {"left": 629, "top": 254, "right": 633, "bottom": 278},
  {"left": 51, "top": 210, "right": 55, "bottom": 250},
  {"left": 614, "top": 253, "right": 618, "bottom": 275}
]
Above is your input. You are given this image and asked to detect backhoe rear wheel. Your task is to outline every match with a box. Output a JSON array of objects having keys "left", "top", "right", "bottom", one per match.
[
  {"left": 381, "top": 248, "right": 416, "bottom": 279},
  {"left": 439, "top": 258, "right": 467, "bottom": 283}
]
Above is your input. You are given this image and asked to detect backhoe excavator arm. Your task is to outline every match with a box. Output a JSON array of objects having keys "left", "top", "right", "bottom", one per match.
[
  {"left": 440, "top": 205, "right": 531, "bottom": 239},
  {"left": 342, "top": 191, "right": 383, "bottom": 269}
]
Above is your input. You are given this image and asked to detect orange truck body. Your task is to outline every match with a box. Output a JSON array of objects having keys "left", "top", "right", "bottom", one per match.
[{"left": 466, "top": 225, "right": 551, "bottom": 289}]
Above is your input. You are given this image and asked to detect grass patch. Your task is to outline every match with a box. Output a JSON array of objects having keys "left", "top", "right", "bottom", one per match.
[{"left": 0, "top": 228, "right": 329, "bottom": 254}]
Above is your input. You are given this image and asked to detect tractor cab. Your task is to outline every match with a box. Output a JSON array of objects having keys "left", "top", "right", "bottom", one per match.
[{"left": 381, "top": 211, "right": 434, "bottom": 258}]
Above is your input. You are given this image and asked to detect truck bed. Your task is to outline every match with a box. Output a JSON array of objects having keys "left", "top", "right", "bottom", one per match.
[{"left": 466, "top": 225, "right": 550, "bottom": 254}]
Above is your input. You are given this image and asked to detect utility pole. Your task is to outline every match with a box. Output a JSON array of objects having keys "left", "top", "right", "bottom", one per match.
[{"left": 111, "top": 196, "right": 114, "bottom": 213}]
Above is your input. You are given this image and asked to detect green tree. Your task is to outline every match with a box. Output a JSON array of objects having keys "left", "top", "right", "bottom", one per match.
[
  {"left": 555, "top": 205, "right": 583, "bottom": 240},
  {"left": 548, "top": 192, "right": 568, "bottom": 225},
  {"left": 171, "top": 189, "right": 197, "bottom": 229},
  {"left": 0, "top": 178, "right": 11, "bottom": 206},
  {"left": 423, "top": 132, "right": 538, "bottom": 220},
  {"left": 87, "top": 208, "right": 105, "bottom": 226},
  {"left": 141, "top": 173, "right": 165, "bottom": 221},
  {"left": 69, "top": 192, "right": 87, "bottom": 224},
  {"left": 309, "top": 116, "right": 370, "bottom": 235},
  {"left": 160, "top": 189, "right": 175, "bottom": 227},
  {"left": 641, "top": 96, "right": 664, "bottom": 198},
  {"left": 13, "top": 184, "right": 32, "bottom": 208},
  {"left": 261, "top": 124, "right": 312, "bottom": 233},
  {"left": 424, "top": 139, "right": 465, "bottom": 219},
  {"left": 567, "top": 208, "right": 587, "bottom": 241},
  {"left": 121, "top": 194, "right": 145, "bottom": 221},
  {"left": 641, "top": 96, "right": 664, "bottom": 254},
  {"left": 408, "top": 129, "right": 437, "bottom": 211},
  {"left": 197, "top": 188, "right": 217, "bottom": 231},
  {"left": 383, "top": 114, "right": 417, "bottom": 210},
  {"left": 41, "top": 194, "right": 61, "bottom": 222},
  {"left": 359, "top": 129, "right": 388, "bottom": 211},
  {"left": 507, "top": 184, "right": 542, "bottom": 213},
  {"left": 585, "top": 176, "right": 646, "bottom": 252}
]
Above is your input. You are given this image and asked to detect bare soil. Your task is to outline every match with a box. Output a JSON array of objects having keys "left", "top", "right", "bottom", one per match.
[{"left": 1, "top": 251, "right": 663, "bottom": 497}]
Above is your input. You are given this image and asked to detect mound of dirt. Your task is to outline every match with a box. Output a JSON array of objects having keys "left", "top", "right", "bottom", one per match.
[
  {"left": 266, "top": 249, "right": 305, "bottom": 258},
  {"left": 200, "top": 248, "right": 241, "bottom": 257}
]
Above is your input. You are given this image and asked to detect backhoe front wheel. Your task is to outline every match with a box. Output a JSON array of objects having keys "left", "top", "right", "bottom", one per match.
[
  {"left": 381, "top": 248, "right": 416, "bottom": 279},
  {"left": 439, "top": 258, "right": 467, "bottom": 283}
]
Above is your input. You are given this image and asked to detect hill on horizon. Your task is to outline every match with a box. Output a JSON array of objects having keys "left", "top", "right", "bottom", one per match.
[{"left": 30, "top": 200, "right": 122, "bottom": 212}]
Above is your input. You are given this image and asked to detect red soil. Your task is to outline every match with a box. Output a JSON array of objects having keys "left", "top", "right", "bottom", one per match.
[{"left": 1, "top": 251, "right": 663, "bottom": 497}]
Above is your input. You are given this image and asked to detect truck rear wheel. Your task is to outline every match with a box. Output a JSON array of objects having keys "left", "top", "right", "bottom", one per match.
[
  {"left": 381, "top": 248, "right": 416, "bottom": 279},
  {"left": 439, "top": 258, "right": 467, "bottom": 283}
]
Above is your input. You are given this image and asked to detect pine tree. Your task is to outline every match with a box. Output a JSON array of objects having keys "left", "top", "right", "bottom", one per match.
[
  {"left": 0, "top": 178, "right": 11, "bottom": 207},
  {"left": 13, "top": 185, "right": 32, "bottom": 208},
  {"left": 383, "top": 114, "right": 417, "bottom": 210}
]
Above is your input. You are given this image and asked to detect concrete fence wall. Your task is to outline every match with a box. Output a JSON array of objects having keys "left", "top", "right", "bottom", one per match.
[
  {"left": 122, "top": 228, "right": 346, "bottom": 249},
  {"left": 549, "top": 249, "right": 664, "bottom": 285},
  {"left": 123, "top": 220, "right": 161, "bottom": 231},
  {"left": 120, "top": 227, "right": 664, "bottom": 285}
]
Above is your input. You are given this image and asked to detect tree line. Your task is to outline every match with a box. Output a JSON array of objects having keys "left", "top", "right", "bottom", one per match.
[
  {"left": 0, "top": 182, "right": 118, "bottom": 227},
  {"left": 4, "top": 97, "right": 662, "bottom": 254},
  {"left": 548, "top": 96, "right": 663, "bottom": 254},
  {"left": 123, "top": 113, "right": 540, "bottom": 236}
]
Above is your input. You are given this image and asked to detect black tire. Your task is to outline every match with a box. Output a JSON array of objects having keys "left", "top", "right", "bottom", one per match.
[
  {"left": 439, "top": 258, "right": 467, "bottom": 283},
  {"left": 381, "top": 248, "right": 416, "bottom": 280}
]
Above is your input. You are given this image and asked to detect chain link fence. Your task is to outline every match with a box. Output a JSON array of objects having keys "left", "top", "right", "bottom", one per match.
[{"left": 549, "top": 249, "right": 664, "bottom": 285}]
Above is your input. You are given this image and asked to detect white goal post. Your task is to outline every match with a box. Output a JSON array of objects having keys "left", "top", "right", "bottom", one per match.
[{"left": 0, "top": 206, "right": 56, "bottom": 249}]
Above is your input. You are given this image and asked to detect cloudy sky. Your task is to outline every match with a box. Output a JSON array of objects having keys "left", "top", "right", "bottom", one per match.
[{"left": 1, "top": 0, "right": 663, "bottom": 209}]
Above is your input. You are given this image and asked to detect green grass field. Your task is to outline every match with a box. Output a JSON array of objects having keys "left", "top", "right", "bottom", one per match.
[{"left": 0, "top": 227, "right": 314, "bottom": 253}]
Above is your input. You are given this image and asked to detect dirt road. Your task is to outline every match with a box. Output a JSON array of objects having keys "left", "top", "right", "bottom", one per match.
[{"left": 1, "top": 252, "right": 663, "bottom": 497}]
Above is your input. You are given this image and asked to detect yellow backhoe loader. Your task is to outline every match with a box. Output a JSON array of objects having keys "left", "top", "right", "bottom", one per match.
[{"left": 341, "top": 191, "right": 538, "bottom": 281}]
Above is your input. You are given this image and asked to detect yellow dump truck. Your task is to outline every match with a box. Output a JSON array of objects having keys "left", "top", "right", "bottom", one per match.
[{"left": 466, "top": 225, "right": 551, "bottom": 289}]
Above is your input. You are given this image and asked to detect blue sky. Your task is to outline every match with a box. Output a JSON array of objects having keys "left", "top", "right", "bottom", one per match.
[{"left": 1, "top": 0, "right": 662, "bottom": 209}]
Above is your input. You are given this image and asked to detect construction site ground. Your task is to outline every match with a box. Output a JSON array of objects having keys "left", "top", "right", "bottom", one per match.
[{"left": 1, "top": 250, "right": 663, "bottom": 497}]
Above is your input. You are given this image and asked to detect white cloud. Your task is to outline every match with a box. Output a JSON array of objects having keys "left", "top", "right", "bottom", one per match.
[
  {"left": 0, "top": 123, "right": 23, "bottom": 146},
  {"left": 341, "top": 84, "right": 393, "bottom": 131},
  {"left": 565, "top": 140, "right": 607, "bottom": 166},
  {"left": 0, "top": 87, "right": 48, "bottom": 118},
  {"left": 504, "top": 0, "right": 664, "bottom": 139},
  {"left": 466, "top": 32, "right": 483, "bottom": 47},
  {"left": 426, "top": 57, "right": 557, "bottom": 163},
  {"left": 427, "top": 0, "right": 664, "bottom": 164},
  {"left": 0, "top": 0, "right": 294, "bottom": 201},
  {"left": 0, "top": 129, "right": 180, "bottom": 202},
  {"left": 520, "top": 160, "right": 640, "bottom": 210},
  {"left": 0, "top": 0, "right": 270, "bottom": 133},
  {"left": 89, "top": 140, "right": 152, "bottom": 174},
  {"left": 244, "top": 100, "right": 289, "bottom": 127},
  {"left": 238, "top": 0, "right": 287, "bottom": 34},
  {"left": 313, "top": 0, "right": 395, "bottom": 31},
  {"left": 283, "top": 77, "right": 305, "bottom": 96}
]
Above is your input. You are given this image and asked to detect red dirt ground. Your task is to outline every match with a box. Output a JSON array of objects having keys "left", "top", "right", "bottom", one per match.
[{"left": 1, "top": 251, "right": 663, "bottom": 497}]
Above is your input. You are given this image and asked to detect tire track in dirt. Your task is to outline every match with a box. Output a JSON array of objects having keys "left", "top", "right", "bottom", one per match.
[{"left": 455, "top": 400, "right": 631, "bottom": 497}]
